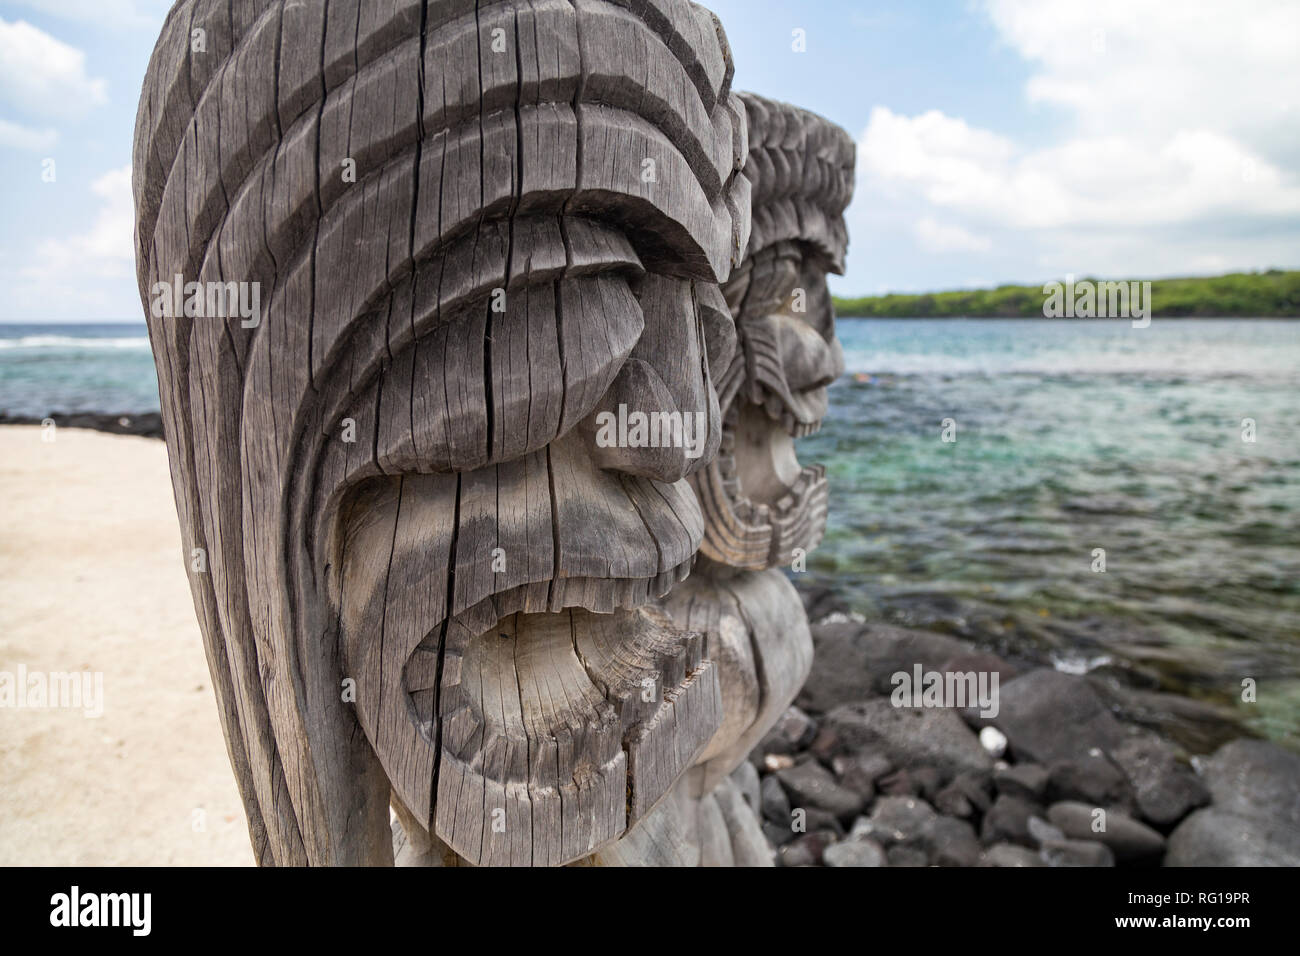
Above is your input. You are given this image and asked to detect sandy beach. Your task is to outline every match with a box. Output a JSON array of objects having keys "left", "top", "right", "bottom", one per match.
[{"left": 0, "top": 425, "right": 253, "bottom": 866}]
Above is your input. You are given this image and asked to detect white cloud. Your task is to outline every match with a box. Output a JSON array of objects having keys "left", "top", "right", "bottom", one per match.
[
  {"left": 7, "top": 1, "right": 170, "bottom": 32},
  {"left": 0, "top": 18, "right": 108, "bottom": 120},
  {"left": 855, "top": 0, "right": 1300, "bottom": 278},
  {"left": 0, "top": 117, "right": 57, "bottom": 152},
  {"left": 860, "top": 107, "right": 1300, "bottom": 231},
  {"left": 22, "top": 164, "right": 134, "bottom": 282},
  {"left": 861, "top": 108, "right": 1014, "bottom": 205},
  {"left": 914, "top": 217, "right": 992, "bottom": 253},
  {"left": 985, "top": 0, "right": 1300, "bottom": 164}
]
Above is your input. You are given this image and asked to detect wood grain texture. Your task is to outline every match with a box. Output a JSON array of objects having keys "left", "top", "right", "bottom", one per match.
[
  {"left": 625, "top": 93, "right": 855, "bottom": 865},
  {"left": 697, "top": 93, "right": 855, "bottom": 571},
  {"left": 136, "top": 0, "right": 749, "bottom": 866}
]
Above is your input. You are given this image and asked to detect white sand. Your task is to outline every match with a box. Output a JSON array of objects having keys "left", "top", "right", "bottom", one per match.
[{"left": 0, "top": 425, "right": 254, "bottom": 865}]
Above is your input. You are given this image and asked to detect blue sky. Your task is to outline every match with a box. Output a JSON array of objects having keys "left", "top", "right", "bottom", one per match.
[{"left": 1, "top": 0, "right": 1298, "bottom": 320}]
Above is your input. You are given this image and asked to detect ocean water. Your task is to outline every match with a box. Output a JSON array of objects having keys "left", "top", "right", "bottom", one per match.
[
  {"left": 3, "top": 318, "right": 1298, "bottom": 743},
  {"left": 0, "top": 323, "right": 157, "bottom": 418},
  {"left": 802, "top": 318, "right": 1300, "bottom": 746}
]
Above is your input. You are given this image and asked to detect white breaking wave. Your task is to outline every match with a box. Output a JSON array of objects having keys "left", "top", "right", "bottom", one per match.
[{"left": 0, "top": 336, "right": 151, "bottom": 351}]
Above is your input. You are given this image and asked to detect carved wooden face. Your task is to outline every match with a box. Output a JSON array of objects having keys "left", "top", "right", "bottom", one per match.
[
  {"left": 317, "top": 128, "right": 747, "bottom": 868},
  {"left": 689, "top": 93, "right": 855, "bottom": 574},
  {"left": 135, "top": 0, "right": 749, "bottom": 866},
  {"left": 329, "top": 264, "right": 740, "bottom": 865},
  {"left": 694, "top": 241, "right": 844, "bottom": 570},
  {"left": 659, "top": 239, "right": 840, "bottom": 798}
]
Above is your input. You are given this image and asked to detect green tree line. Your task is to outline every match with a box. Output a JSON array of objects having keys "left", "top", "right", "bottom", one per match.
[{"left": 833, "top": 270, "right": 1300, "bottom": 318}]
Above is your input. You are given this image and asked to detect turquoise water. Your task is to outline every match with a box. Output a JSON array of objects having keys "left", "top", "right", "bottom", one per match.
[
  {"left": 802, "top": 318, "right": 1300, "bottom": 745},
  {"left": 0, "top": 323, "right": 158, "bottom": 418},
  {"left": 3, "top": 319, "right": 1298, "bottom": 743}
]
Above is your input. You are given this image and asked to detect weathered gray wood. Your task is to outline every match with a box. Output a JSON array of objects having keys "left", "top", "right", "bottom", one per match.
[
  {"left": 591, "top": 775, "right": 701, "bottom": 866},
  {"left": 630, "top": 93, "right": 855, "bottom": 864},
  {"left": 711, "top": 775, "right": 774, "bottom": 865},
  {"left": 696, "top": 93, "right": 855, "bottom": 571},
  {"left": 135, "top": 0, "right": 750, "bottom": 866},
  {"left": 683, "top": 568, "right": 814, "bottom": 791}
]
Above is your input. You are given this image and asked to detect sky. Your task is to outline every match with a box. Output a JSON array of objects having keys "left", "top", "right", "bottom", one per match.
[{"left": 0, "top": 0, "right": 1297, "bottom": 321}]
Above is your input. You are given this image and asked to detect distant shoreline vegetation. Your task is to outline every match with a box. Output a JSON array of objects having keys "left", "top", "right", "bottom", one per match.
[{"left": 833, "top": 270, "right": 1300, "bottom": 318}]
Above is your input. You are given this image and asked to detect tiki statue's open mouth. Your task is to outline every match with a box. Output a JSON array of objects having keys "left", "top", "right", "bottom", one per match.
[{"left": 695, "top": 291, "right": 843, "bottom": 570}]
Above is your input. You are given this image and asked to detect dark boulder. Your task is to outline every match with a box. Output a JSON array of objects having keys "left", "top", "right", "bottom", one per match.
[
  {"left": 979, "top": 843, "right": 1045, "bottom": 867},
  {"left": 798, "top": 621, "right": 971, "bottom": 713},
  {"left": 886, "top": 845, "right": 930, "bottom": 867},
  {"left": 776, "top": 759, "right": 867, "bottom": 822},
  {"left": 778, "top": 831, "right": 837, "bottom": 867},
  {"left": 989, "top": 669, "right": 1129, "bottom": 765},
  {"left": 822, "top": 838, "right": 887, "bottom": 867},
  {"left": 1165, "top": 809, "right": 1297, "bottom": 867},
  {"left": 832, "top": 751, "right": 892, "bottom": 800},
  {"left": 1109, "top": 734, "right": 1209, "bottom": 826},
  {"left": 761, "top": 773, "right": 791, "bottom": 826},
  {"left": 754, "top": 705, "right": 818, "bottom": 758},
  {"left": 877, "top": 768, "right": 920, "bottom": 797},
  {"left": 1046, "top": 751, "right": 1135, "bottom": 810},
  {"left": 1195, "top": 739, "right": 1300, "bottom": 829},
  {"left": 935, "top": 769, "right": 995, "bottom": 819},
  {"left": 927, "top": 816, "right": 981, "bottom": 867},
  {"left": 1040, "top": 837, "right": 1115, "bottom": 867},
  {"left": 994, "top": 762, "right": 1049, "bottom": 802},
  {"left": 980, "top": 794, "right": 1043, "bottom": 848},
  {"left": 1026, "top": 815, "right": 1065, "bottom": 847},
  {"left": 799, "top": 807, "right": 846, "bottom": 838},
  {"left": 818, "top": 699, "right": 992, "bottom": 781},
  {"left": 1166, "top": 739, "right": 1300, "bottom": 866},
  {"left": 1046, "top": 801, "right": 1165, "bottom": 862},
  {"left": 763, "top": 822, "right": 796, "bottom": 847},
  {"left": 933, "top": 785, "right": 973, "bottom": 819},
  {"left": 861, "top": 795, "right": 937, "bottom": 849},
  {"left": 1090, "top": 682, "right": 1245, "bottom": 755}
]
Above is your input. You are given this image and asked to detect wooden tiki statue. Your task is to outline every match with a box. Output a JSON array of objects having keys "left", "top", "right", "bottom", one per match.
[
  {"left": 133, "top": 0, "right": 753, "bottom": 865},
  {"left": 635, "top": 93, "right": 855, "bottom": 864}
]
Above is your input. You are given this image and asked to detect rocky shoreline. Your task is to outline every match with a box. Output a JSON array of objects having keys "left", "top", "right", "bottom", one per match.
[
  {"left": 732, "top": 586, "right": 1300, "bottom": 866},
  {"left": 0, "top": 411, "right": 164, "bottom": 439}
]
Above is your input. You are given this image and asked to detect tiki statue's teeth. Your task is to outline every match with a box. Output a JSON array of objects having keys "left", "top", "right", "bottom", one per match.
[{"left": 720, "top": 402, "right": 827, "bottom": 519}]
